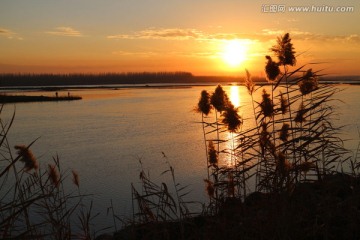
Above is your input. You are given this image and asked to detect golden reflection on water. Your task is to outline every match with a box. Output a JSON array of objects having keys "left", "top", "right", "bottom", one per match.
[
  {"left": 224, "top": 132, "right": 237, "bottom": 167},
  {"left": 222, "top": 86, "right": 242, "bottom": 167},
  {"left": 229, "top": 85, "right": 241, "bottom": 108}
]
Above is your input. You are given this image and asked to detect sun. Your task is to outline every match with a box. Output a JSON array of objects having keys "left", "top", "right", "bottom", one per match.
[{"left": 221, "top": 40, "right": 248, "bottom": 67}]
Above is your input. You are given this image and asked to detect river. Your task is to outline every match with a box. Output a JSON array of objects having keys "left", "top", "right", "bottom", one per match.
[{"left": 1, "top": 83, "right": 359, "bottom": 233}]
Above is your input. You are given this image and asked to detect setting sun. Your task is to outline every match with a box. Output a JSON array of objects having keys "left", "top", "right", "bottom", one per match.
[{"left": 221, "top": 40, "right": 248, "bottom": 67}]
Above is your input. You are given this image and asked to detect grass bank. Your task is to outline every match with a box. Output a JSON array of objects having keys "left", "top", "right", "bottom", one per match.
[{"left": 0, "top": 94, "right": 82, "bottom": 103}]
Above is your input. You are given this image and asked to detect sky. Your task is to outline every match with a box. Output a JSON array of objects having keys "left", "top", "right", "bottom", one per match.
[{"left": 0, "top": 0, "right": 359, "bottom": 76}]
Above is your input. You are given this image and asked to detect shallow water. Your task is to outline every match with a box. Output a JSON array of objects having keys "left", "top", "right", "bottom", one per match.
[{"left": 1, "top": 84, "right": 359, "bottom": 232}]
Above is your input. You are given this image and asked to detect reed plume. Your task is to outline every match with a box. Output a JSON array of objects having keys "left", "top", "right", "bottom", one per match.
[
  {"left": 211, "top": 85, "right": 229, "bottom": 112},
  {"left": 260, "top": 89, "right": 274, "bottom": 118},
  {"left": 265, "top": 56, "right": 280, "bottom": 81},
  {"left": 72, "top": 170, "right": 80, "bottom": 187},
  {"left": 244, "top": 69, "right": 255, "bottom": 95},
  {"left": 279, "top": 91, "right": 289, "bottom": 114},
  {"left": 208, "top": 141, "right": 218, "bottom": 167},
  {"left": 298, "top": 69, "right": 319, "bottom": 95},
  {"left": 197, "top": 90, "right": 212, "bottom": 115},
  {"left": 197, "top": 90, "right": 212, "bottom": 180},
  {"left": 222, "top": 103, "right": 242, "bottom": 133},
  {"left": 14, "top": 145, "right": 38, "bottom": 171},
  {"left": 48, "top": 164, "right": 60, "bottom": 188},
  {"left": 279, "top": 123, "right": 290, "bottom": 142},
  {"left": 271, "top": 33, "right": 296, "bottom": 66},
  {"left": 294, "top": 102, "right": 306, "bottom": 123}
]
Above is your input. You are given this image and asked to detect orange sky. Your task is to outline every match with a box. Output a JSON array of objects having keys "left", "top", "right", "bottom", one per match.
[{"left": 0, "top": 0, "right": 359, "bottom": 77}]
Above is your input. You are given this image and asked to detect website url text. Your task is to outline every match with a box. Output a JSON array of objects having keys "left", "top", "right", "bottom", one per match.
[{"left": 262, "top": 5, "right": 355, "bottom": 13}]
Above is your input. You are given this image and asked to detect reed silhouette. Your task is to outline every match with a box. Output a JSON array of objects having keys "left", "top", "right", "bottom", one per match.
[
  {"left": 0, "top": 106, "right": 100, "bottom": 239},
  {"left": 197, "top": 33, "right": 352, "bottom": 200},
  {"left": 187, "top": 33, "right": 360, "bottom": 240}
]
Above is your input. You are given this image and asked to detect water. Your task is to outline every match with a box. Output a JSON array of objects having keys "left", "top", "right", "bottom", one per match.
[{"left": 1, "top": 84, "right": 359, "bottom": 233}]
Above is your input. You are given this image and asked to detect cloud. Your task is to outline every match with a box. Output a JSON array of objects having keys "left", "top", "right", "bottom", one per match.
[
  {"left": 205, "top": 33, "right": 244, "bottom": 41},
  {"left": 287, "top": 18, "right": 299, "bottom": 23},
  {"left": 0, "top": 28, "right": 11, "bottom": 35},
  {"left": 261, "top": 29, "right": 285, "bottom": 36},
  {"left": 112, "top": 50, "right": 158, "bottom": 57},
  {"left": 259, "top": 29, "right": 314, "bottom": 40},
  {"left": 46, "top": 27, "right": 83, "bottom": 37},
  {"left": 345, "top": 34, "right": 360, "bottom": 43},
  {"left": 186, "top": 51, "right": 218, "bottom": 58},
  {"left": 164, "top": 51, "right": 218, "bottom": 58},
  {"left": 107, "top": 27, "right": 360, "bottom": 47},
  {"left": 107, "top": 27, "right": 258, "bottom": 43},
  {"left": 111, "top": 49, "right": 218, "bottom": 59},
  {"left": 259, "top": 29, "right": 360, "bottom": 44},
  {"left": 303, "top": 33, "right": 360, "bottom": 44},
  {"left": 0, "top": 27, "right": 23, "bottom": 40},
  {"left": 108, "top": 28, "right": 203, "bottom": 40}
]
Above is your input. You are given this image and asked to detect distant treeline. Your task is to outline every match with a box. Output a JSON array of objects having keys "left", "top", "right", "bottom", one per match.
[
  {"left": 0, "top": 72, "right": 196, "bottom": 87},
  {"left": 0, "top": 72, "right": 273, "bottom": 87}
]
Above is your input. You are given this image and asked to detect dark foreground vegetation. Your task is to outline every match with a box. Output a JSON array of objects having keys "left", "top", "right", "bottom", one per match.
[
  {"left": 115, "top": 173, "right": 360, "bottom": 240},
  {"left": 1, "top": 33, "right": 360, "bottom": 240},
  {"left": 0, "top": 94, "right": 82, "bottom": 103}
]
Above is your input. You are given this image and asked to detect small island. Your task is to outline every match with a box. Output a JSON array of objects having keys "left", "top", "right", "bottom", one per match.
[{"left": 0, "top": 94, "right": 82, "bottom": 103}]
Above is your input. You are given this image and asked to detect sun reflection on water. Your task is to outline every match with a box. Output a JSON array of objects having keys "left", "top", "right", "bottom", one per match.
[
  {"left": 223, "top": 132, "right": 237, "bottom": 167},
  {"left": 229, "top": 85, "right": 241, "bottom": 108},
  {"left": 223, "top": 85, "right": 242, "bottom": 167}
]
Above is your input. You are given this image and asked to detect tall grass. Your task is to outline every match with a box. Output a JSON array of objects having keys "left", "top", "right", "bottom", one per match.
[
  {"left": 125, "top": 30, "right": 357, "bottom": 238},
  {"left": 0, "top": 106, "right": 97, "bottom": 239},
  {"left": 117, "top": 156, "right": 201, "bottom": 240},
  {"left": 196, "top": 33, "right": 352, "bottom": 211},
  {"left": 125, "top": 34, "right": 354, "bottom": 238}
]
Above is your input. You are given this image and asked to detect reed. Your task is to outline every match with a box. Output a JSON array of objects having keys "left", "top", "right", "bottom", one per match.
[
  {"left": 122, "top": 157, "right": 201, "bottom": 240},
  {"left": 0, "top": 106, "right": 97, "bottom": 239},
  {"left": 195, "top": 32, "right": 352, "bottom": 211}
]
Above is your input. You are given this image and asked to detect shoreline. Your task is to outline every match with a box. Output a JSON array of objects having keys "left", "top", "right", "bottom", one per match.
[
  {"left": 0, "top": 81, "right": 359, "bottom": 92},
  {"left": 0, "top": 94, "right": 82, "bottom": 103}
]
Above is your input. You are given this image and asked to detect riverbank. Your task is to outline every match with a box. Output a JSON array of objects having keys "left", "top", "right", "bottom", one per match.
[{"left": 111, "top": 173, "right": 360, "bottom": 240}]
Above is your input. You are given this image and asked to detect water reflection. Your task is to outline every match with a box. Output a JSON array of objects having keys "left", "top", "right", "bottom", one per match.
[
  {"left": 229, "top": 85, "right": 241, "bottom": 108},
  {"left": 223, "top": 86, "right": 242, "bottom": 167},
  {"left": 224, "top": 132, "right": 236, "bottom": 167},
  {"left": 2, "top": 85, "right": 357, "bottom": 232}
]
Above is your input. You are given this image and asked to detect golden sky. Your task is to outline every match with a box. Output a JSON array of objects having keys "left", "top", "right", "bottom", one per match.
[{"left": 0, "top": 0, "right": 359, "bottom": 76}]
